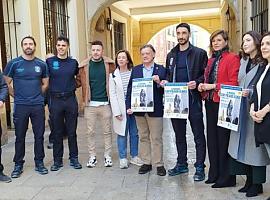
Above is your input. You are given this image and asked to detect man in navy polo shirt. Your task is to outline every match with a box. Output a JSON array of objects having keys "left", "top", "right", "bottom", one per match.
[
  {"left": 46, "top": 36, "right": 82, "bottom": 171},
  {"left": 4, "top": 36, "right": 49, "bottom": 178}
]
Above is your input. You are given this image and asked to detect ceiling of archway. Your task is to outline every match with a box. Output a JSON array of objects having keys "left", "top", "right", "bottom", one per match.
[{"left": 113, "top": 0, "right": 222, "bottom": 20}]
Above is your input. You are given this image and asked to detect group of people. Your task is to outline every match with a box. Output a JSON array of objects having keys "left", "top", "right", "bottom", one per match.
[{"left": 0, "top": 22, "right": 270, "bottom": 198}]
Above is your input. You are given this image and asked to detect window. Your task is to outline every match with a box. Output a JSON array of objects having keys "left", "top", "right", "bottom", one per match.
[
  {"left": 172, "top": 28, "right": 176, "bottom": 37},
  {"left": 167, "top": 41, "right": 171, "bottom": 51},
  {"left": 43, "top": 0, "right": 69, "bottom": 54},
  {"left": 0, "top": 0, "right": 20, "bottom": 128},
  {"left": 113, "top": 20, "right": 125, "bottom": 56},
  {"left": 167, "top": 28, "right": 171, "bottom": 35},
  {"left": 250, "top": 0, "right": 268, "bottom": 34}
]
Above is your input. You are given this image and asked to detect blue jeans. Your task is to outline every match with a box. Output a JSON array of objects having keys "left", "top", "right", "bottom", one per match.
[{"left": 117, "top": 114, "right": 139, "bottom": 159}]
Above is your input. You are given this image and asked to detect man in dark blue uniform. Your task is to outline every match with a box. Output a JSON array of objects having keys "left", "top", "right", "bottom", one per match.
[
  {"left": 46, "top": 36, "right": 82, "bottom": 171},
  {"left": 0, "top": 70, "right": 11, "bottom": 183},
  {"left": 4, "top": 36, "right": 49, "bottom": 178}
]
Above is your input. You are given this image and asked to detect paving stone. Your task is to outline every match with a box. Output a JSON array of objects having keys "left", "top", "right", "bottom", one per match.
[{"left": 0, "top": 117, "right": 269, "bottom": 200}]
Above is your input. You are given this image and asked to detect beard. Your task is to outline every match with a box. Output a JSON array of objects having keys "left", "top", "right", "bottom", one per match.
[
  {"left": 92, "top": 54, "right": 102, "bottom": 61},
  {"left": 23, "top": 48, "right": 35, "bottom": 55},
  {"left": 178, "top": 38, "right": 189, "bottom": 45}
]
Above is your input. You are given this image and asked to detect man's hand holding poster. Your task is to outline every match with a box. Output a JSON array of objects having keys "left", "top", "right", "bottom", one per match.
[
  {"left": 164, "top": 82, "right": 189, "bottom": 119},
  {"left": 131, "top": 78, "right": 154, "bottom": 112}
]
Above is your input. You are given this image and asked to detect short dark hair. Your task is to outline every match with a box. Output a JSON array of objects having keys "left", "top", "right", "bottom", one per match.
[
  {"left": 176, "top": 23, "right": 190, "bottom": 32},
  {"left": 21, "top": 36, "right": 36, "bottom": 47},
  {"left": 209, "top": 30, "right": 229, "bottom": 54},
  {"left": 115, "top": 50, "right": 134, "bottom": 71},
  {"left": 140, "top": 44, "right": 156, "bottom": 53},
  {"left": 91, "top": 40, "right": 103, "bottom": 48},
  {"left": 57, "top": 36, "right": 69, "bottom": 45}
]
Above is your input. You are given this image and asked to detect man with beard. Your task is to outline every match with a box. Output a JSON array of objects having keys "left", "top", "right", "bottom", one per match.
[
  {"left": 4, "top": 36, "right": 49, "bottom": 178},
  {"left": 78, "top": 40, "right": 115, "bottom": 168},
  {"left": 165, "top": 23, "right": 208, "bottom": 181},
  {"left": 46, "top": 36, "right": 82, "bottom": 171}
]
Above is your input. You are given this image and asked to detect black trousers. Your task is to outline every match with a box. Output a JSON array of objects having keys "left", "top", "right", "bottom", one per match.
[
  {"left": 13, "top": 105, "right": 45, "bottom": 165},
  {"left": 48, "top": 118, "right": 53, "bottom": 143},
  {"left": 229, "top": 157, "right": 266, "bottom": 184},
  {"left": 171, "top": 98, "right": 206, "bottom": 167},
  {"left": 50, "top": 95, "right": 78, "bottom": 163},
  {"left": 205, "top": 100, "right": 236, "bottom": 184},
  {"left": 48, "top": 115, "right": 68, "bottom": 144},
  {"left": 0, "top": 121, "right": 3, "bottom": 173}
]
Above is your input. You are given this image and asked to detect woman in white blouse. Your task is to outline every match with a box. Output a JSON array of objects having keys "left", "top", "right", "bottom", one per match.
[
  {"left": 250, "top": 32, "right": 270, "bottom": 197},
  {"left": 109, "top": 50, "right": 143, "bottom": 169}
]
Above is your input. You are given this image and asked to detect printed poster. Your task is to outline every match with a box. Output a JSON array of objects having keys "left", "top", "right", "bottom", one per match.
[
  {"left": 217, "top": 84, "right": 242, "bottom": 131},
  {"left": 131, "top": 78, "right": 154, "bottom": 112},
  {"left": 164, "top": 82, "right": 189, "bottom": 119}
]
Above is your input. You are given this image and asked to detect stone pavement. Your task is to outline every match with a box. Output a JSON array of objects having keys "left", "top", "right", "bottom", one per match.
[{"left": 0, "top": 117, "right": 270, "bottom": 200}]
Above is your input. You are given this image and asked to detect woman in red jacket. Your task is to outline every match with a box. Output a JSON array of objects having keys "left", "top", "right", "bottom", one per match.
[{"left": 198, "top": 30, "right": 240, "bottom": 188}]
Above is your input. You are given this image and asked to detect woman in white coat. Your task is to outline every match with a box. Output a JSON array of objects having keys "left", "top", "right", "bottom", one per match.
[{"left": 109, "top": 50, "right": 143, "bottom": 169}]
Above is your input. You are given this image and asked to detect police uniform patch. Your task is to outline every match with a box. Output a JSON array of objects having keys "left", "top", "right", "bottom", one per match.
[
  {"left": 35, "top": 66, "right": 41, "bottom": 73},
  {"left": 52, "top": 61, "right": 60, "bottom": 70},
  {"left": 16, "top": 68, "right": 24, "bottom": 73}
]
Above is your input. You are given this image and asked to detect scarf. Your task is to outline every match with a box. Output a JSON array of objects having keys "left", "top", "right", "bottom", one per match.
[{"left": 208, "top": 47, "right": 229, "bottom": 84}]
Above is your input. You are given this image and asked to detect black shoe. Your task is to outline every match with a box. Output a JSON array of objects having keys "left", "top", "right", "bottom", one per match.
[
  {"left": 211, "top": 176, "right": 236, "bottom": 188},
  {"left": 138, "top": 164, "right": 152, "bottom": 174},
  {"left": 47, "top": 142, "right": 53, "bottom": 149},
  {"left": 157, "top": 166, "right": 166, "bottom": 176},
  {"left": 193, "top": 166, "right": 205, "bottom": 181},
  {"left": 50, "top": 162, "right": 63, "bottom": 171},
  {"left": 238, "top": 181, "right": 251, "bottom": 193},
  {"left": 238, "top": 175, "right": 252, "bottom": 193},
  {"left": 70, "top": 158, "right": 82, "bottom": 169},
  {"left": 205, "top": 179, "right": 216, "bottom": 184},
  {"left": 35, "top": 163, "right": 48, "bottom": 175},
  {"left": 246, "top": 184, "right": 263, "bottom": 197},
  {"left": 11, "top": 164, "right": 23, "bottom": 178},
  {"left": 211, "top": 182, "right": 236, "bottom": 188},
  {"left": 0, "top": 172, "right": 12, "bottom": 183}
]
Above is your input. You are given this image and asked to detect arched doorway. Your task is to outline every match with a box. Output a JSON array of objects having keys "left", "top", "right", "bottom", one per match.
[
  {"left": 87, "top": 0, "right": 240, "bottom": 64},
  {"left": 148, "top": 24, "right": 210, "bottom": 66}
]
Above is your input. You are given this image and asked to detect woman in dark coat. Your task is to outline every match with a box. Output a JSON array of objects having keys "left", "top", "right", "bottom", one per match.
[
  {"left": 228, "top": 31, "right": 270, "bottom": 198},
  {"left": 198, "top": 30, "right": 240, "bottom": 188},
  {"left": 250, "top": 32, "right": 270, "bottom": 199}
]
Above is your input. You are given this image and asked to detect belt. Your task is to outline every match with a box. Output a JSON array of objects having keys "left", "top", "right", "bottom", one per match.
[{"left": 50, "top": 91, "right": 75, "bottom": 98}]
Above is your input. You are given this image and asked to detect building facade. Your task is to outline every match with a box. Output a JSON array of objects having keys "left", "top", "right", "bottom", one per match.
[
  {"left": 0, "top": 0, "right": 87, "bottom": 143},
  {"left": 0, "top": 0, "right": 269, "bottom": 144}
]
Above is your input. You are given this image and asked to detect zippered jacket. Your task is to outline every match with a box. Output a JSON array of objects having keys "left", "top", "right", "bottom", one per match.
[{"left": 166, "top": 43, "right": 208, "bottom": 100}]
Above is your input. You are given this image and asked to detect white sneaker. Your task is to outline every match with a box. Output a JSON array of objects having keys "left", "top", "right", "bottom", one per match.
[
  {"left": 119, "top": 158, "right": 128, "bottom": 169},
  {"left": 130, "top": 156, "right": 143, "bottom": 166},
  {"left": 104, "top": 156, "right": 113, "bottom": 167},
  {"left": 86, "top": 156, "right": 97, "bottom": 168}
]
